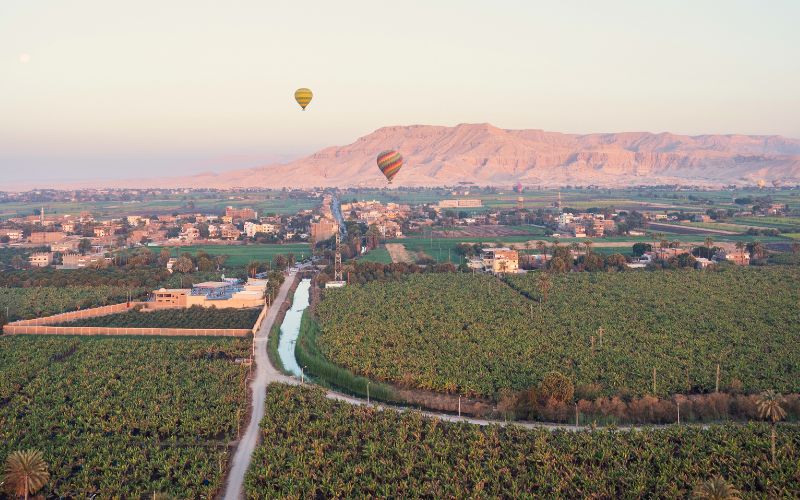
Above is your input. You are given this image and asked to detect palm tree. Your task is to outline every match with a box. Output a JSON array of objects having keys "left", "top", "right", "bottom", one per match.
[
  {"left": 538, "top": 272, "right": 552, "bottom": 303},
  {"left": 2, "top": 449, "right": 50, "bottom": 500},
  {"left": 691, "top": 476, "right": 741, "bottom": 499},
  {"left": 704, "top": 236, "right": 714, "bottom": 250},
  {"left": 757, "top": 390, "right": 786, "bottom": 463},
  {"left": 583, "top": 239, "right": 593, "bottom": 256},
  {"left": 735, "top": 241, "right": 745, "bottom": 259}
]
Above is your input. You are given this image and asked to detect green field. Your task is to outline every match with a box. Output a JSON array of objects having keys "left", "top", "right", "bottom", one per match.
[
  {"left": 0, "top": 286, "right": 149, "bottom": 322},
  {"left": 0, "top": 335, "right": 250, "bottom": 498},
  {"left": 246, "top": 384, "right": 800, "bottom": 499},
  {"left": 154, "top": 243, "right": 310, "bottom": 267},
  {"left": 0, "top": 191, "right": 318, "bottom": 219},
  {"left": 315, "top": 270, "right": 800, "bottom": 399},
  {"left": 55, "top": 306, "right": 261, "bottom": 329},
  {"left": 358, "top": 246, "right": 393, "bottom": 264}
]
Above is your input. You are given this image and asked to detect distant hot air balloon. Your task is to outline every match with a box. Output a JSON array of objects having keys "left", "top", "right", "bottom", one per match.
[
  {"left": 376, "top": 150, "right": 403, "bottom": 183},
  {"left": 758, "top": 179, "right": 766, "bottom": 189},
  {"left": 514, "top": 181, "right": 523, "bottom": 194},
  {"left": 294, "top": 88, "right": 313, "bottom": 110}
]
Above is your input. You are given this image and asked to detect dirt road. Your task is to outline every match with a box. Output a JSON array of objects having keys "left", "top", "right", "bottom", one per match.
[
  {"left": 385, "top": 243, "right": 414, "bottom": 263},
  {"left": 222, "top": 271, "right": 299, "bottom": 500}
]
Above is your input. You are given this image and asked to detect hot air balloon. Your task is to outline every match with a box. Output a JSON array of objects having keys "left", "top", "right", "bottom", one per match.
[
  {"left": 376, "top": 150, "right": 403, "bottom": 183},
  {"left": 758, "top": 179, "right": 766, "bottom": 189},
  {"left": 514, "top": 181, "right": 523, "bottom": 194},
  {"left": 294, "top": 88, "right": 313, "bottom": 110}
]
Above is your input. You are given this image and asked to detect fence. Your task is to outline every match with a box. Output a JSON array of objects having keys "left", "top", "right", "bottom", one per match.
[
  {"left": 4, "top": 325, "right": 251, "bottom": 337},
  {"left": 9, "top": 302, "right": 145, "bottom": 326},
  {"left": 3, "top": 301, "right": 252, "bottom": 337}
]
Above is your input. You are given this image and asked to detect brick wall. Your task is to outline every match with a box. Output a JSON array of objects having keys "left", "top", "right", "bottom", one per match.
[{"left": 4, "top": 325, "right": 251, "bottom": 337}]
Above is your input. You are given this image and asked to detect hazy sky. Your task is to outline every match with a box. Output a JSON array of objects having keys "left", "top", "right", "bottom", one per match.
[{"left": 2, "top": 1, "right": 799, "bottom": 186}]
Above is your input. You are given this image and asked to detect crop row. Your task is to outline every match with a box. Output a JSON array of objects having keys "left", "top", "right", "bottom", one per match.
[
  {"left": 245, "top": 384, "right": 799, "bottom": 498},
  {"left": 55, "top": 305, "right": 261, "bottom": 329},
  {"left": 314, "top": 268, "right": 800, "bottom": 398},
  {"left": 0, "top": 335, "right": 250, "bottom": 498}
]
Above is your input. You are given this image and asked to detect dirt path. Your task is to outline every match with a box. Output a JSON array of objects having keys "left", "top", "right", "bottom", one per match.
[
  {"left": 385, "top": 243, "right": 414, "bottom": 263},
  {"left": 222, "top": 270, "right": 299, "bottom": 500}
]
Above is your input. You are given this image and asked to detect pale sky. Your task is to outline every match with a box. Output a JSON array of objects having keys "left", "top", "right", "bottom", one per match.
[{"left": 1, "top": 0, "right": 799, "bottom": 185}]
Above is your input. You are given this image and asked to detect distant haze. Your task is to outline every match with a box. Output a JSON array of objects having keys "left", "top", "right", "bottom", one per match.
[
  {"left": 53, "top": 123, "right": 800, "bottom": 189},
  {"left": 1, "top": 1, "right": 799, "bottom": 187}
]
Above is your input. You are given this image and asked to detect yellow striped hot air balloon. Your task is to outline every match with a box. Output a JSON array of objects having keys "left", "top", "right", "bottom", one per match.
[
  {"left": 294, "top": 88, "right": 313, "bottom": 110},
  {"left": 377, "top": 150, "right": 403, "bottom": 183}
]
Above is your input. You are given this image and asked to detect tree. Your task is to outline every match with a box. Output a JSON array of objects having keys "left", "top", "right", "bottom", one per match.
[
  {"left": 10, "top": 255, "right": 25, "bottom": 270},
  {"left": 757, "top": 390, "right": 786, "bottom": 464},
  {"left": 632, "top": 242, "right": 652, "bottom": 257},
  {"left": 691, "top": 476, "right": 741, "bottom": 500},
  {"left": 535, "top": 241, "right": 547, "bottom": 261},
  {"left": 78, "top": 238, "right": 92, "bottom": 255},
  {"left": 2, "top": 449, "right": 50, "bottom": 500},
  {"left": 791, "top": 241, "right": 800, "bottom": 255},
  {"left": 704, "top": 236, "right": 714, "bottom": 250},
  {"left": 734, "top": 241, "right": 745, "bottom": 258},
  {"left": 173, "top": 256, "right": 194, "bottom": 274},
  {"left": 538, "top": 371, "right": 574, "bottom": 403},
  {"left": 746, "top": 240, "right": 765, "bottom": 260},
  {"left": 604, "top": 253, "right": 627, "bottom": 271},
  {"left": 537, "top": 272, "right": 552, "bottom": 303}
]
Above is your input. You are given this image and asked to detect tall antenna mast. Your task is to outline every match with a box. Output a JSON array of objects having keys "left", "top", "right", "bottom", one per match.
[{"left": 334, "top": 230, "right": 343, "bottom": 282}]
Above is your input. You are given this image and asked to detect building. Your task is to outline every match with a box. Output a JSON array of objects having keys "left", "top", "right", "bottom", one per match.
[
  {"left": 60, "top": 253, "right": 106, "bottom": 269},
  {"left": 29, "top": 231, "right": 66, "bottom": 244},
  {"left": 93, "top": 227, "right": 110, "bottom": 238},
  {"left": 220, "top": 224, "right": 242, "bottom": 240},
  {"left": 478, "top": 247, "right": 519, "bottom": 274},
  {"left": 244, "top": 222, "right": 278, "bottom": 238},
  {"left": 437, "top": 199, "right": 483, "bottom": 209},
  {"left": 151, "top": 278, "right": 267, "bottom": 309},
  {"left": 311, "top": 219, "right": 338, "bottom": 242},
  {"left": 28, "top": 252, "right": 53, "bottom": 268},
  {"left": 715, "top": 250, "right": 750, "bottom": 266},
  {"left": 225, "top": 206, "right": 258, "bottom": 221},
  {"left": 0, "top": 230, "right": 24, "bottom": 241}
]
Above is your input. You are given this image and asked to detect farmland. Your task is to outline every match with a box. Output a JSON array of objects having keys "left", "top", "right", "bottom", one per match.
[
  {"left": 315, "top": 269, "right": 800, "bottom": 399},
  {"left": 154, "top": 243, "right": 310, "bottom": 267},
  {"left": 245, "top": 384, "right": 800, "bottom": 498},
  {"left": 0, "top": 286, "right": 148, "bottom": 323},
  {"left": 0, "top": 335, "right": 250, "bottom": 498},
  {"left": 0, "top": 190, "right": 317, "bottom": 219},
  {"left": 55, "top": 306, "right": 261, "bottom": 329}
]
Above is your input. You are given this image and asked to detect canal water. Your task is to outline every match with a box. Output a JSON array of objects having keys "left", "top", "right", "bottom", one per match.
[{"left": 277, "top": 278, "right": 311, "bottom": 377}]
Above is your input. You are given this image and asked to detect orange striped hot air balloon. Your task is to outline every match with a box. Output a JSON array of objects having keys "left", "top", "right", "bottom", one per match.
[
  {"left": 376, "top": 150, "right": 403, "bottom": 183},
  {"left": 294, "top": 88, "right": 313, "bottom": 110}
]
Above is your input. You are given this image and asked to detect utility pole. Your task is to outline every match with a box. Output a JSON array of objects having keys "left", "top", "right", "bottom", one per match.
[
  {"left": 715, "top": 363, "right": 720, "bottom": 393},
  {"left": 677, "top": 401, "right": 681, "bottom": 424},
  {"left": 334, "top": 232, "right": 343, "bottom": 282},
  {"left": 458, "top": 395, "right": 462, "bottom": 417}
]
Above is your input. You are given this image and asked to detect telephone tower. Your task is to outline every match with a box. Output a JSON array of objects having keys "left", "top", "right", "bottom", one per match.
[{"left": 334, "top": 230, "right": 343, "bottom": 282}]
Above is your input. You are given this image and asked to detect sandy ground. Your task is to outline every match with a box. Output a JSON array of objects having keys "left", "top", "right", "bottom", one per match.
[{"left": 385, "top": 243, "right": 414, "bottom": 263}]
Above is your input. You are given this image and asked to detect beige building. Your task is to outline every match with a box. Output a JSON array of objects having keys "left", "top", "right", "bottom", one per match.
[
  {"left": 480, "top": 247, "right": 519, "bottom": 273},
  {"left": 28, "top": 252, "right": 54, "bottom": 268},
  {"left": 438, "top": 199, "right": 483, "bottom": 209},
  {"left": 29, "top": 231, "right": 66, "bottom": 244},
  {"left": 151, "top": 278, "right": 267, "bottom": 309},
  {"left": 311, "top": 219, "right": 338, "bottom": 242},
  {"left": 60, "top": 253, "right": 106, "bottom": 269}
]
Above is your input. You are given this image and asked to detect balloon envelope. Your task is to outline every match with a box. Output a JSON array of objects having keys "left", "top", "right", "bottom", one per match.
[
  {"left": 376, "top": 150, "right": 403, "bottom": 183},
  {"left": 294, "top": 88, "right": 313, "bottom": 110}
]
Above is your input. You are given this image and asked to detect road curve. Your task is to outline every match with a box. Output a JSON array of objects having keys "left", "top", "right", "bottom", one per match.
[{"left": 222, "top": 271, "right": 299, "bottom": 500}]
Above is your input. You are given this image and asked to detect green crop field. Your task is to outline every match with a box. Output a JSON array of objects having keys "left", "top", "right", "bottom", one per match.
[
  {"left": 0, "top": 335, "right": 250, "bottom": 498},
  {"left": 245, "top": 384, "right": 800, "bottom": 499},
  {"left": 0, "top": 191, "right": 318, "bottom": 220},
  {"left": 154, "top": 243, "right": 310, "bottom": 267},
  {"left": 358, "top": 246, "right": 393, "bottom": 264},
  {"left": 55, "top": 306, "right": 261, "bottom": 329},
  {"left": 0, "top": 286, "right": 148, "bottom": 322},
  {"left": 315, "top": 270, "right": 800, "bottom": 399}
]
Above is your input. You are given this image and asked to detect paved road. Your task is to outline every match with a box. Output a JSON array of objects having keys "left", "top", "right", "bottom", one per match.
[{"left": 222, "top": 271, "right": 299, "bottom": 500}]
